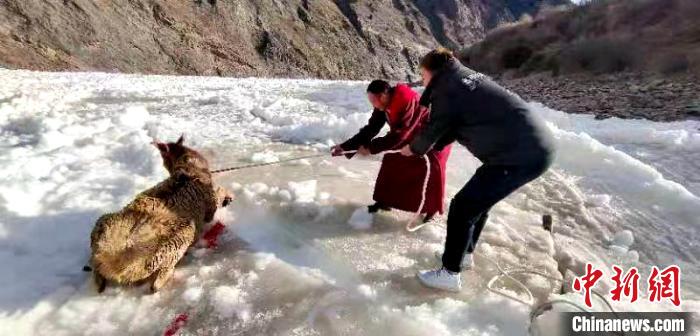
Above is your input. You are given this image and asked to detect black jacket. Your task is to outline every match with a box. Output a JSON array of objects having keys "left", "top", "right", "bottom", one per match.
[{"left": 410, "top": 61, "right": 554, "bottom": 166}]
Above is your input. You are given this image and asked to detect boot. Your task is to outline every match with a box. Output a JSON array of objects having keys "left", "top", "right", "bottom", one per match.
[{"left": 367, "top": 202, "right": 391, "bottom": 213}]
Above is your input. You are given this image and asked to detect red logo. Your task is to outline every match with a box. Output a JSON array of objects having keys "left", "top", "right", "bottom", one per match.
[
  {"left": 648, "top": 265, "right": 681, "bottom": 306},
  {"left": 573, "top": 263, "right": 604, "bottom": 308},
  {"left": 573, "top": 264, "right": 682, "bottom": 308},
  {"left": 610, "top": 266, "right": 640, "bottom": 303}
]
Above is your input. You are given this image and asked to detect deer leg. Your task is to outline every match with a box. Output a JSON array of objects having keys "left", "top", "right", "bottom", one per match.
[
  {"left": 94, "top": 271, "right": 107, "bottom": 293},
  {"left": 150, "top": 222, "right": 194, "bottom": 293}
]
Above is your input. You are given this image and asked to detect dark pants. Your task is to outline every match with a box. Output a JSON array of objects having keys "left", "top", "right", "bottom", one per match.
[{"left": 441, "top": 158, "right": 551, "bottom": 272}]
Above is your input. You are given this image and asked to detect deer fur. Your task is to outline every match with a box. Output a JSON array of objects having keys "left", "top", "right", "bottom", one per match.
[{"left": 89, "top": 135, "right": 233, "bottom": 293}]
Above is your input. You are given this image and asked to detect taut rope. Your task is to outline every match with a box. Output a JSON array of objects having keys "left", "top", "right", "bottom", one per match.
[
  {"left": 210, "top": 153, "right": 329, "bottom": 174},
  {"left": 211, "top": 149, "right": 431, "bottom": 232}
]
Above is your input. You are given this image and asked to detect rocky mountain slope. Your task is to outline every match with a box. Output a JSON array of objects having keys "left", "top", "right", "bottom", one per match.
[
  {"left": 461, "top": 0, "right": 700, "bottom": 76},
  {"left": 460, "top": 0, "right": 700, "bottom": 121},
  {"left": 0, "top": 0, "right": 567, "bottom": 80}
]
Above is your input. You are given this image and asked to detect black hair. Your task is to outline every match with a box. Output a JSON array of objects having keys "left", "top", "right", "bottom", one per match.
[{"left": 367, "top": 80, "right": 391, "bottom": 94}]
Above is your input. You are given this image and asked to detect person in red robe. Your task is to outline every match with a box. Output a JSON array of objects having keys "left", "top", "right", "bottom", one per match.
[{"left": 332, "top": 80, "right": 451, "bottom": 222}]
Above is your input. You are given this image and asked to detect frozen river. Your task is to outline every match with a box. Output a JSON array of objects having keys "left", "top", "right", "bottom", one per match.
[{"left": 0, "top": 70, "right": 698, "bottom": 335}]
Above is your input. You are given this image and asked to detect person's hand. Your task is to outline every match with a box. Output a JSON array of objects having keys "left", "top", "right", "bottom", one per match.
[
  {"left": 331, "top": 145, "right": 344, "bottom": 157},
  {"left": 400, "top": 144, "right": 414, "bottom": 157},
  {"left": 358, "top": 146, "right": 371, "bottom": 156}
]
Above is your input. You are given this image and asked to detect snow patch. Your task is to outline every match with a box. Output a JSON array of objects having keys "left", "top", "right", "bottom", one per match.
[
  {"left": 250, "top": 150, "right": 279, "bottom": 164},
  {"left": 211, "top": 286, "right": 251, "bottom": 321},
  {"left": 1, "top": 70, "right": 698, "bottom": 335}
]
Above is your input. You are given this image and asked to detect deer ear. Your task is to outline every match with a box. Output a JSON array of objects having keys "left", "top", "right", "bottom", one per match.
[
  {"left": 176, "top": 134, "right": 185, "bottom": 146},
  {"left": 152, "top": 140, "right": 169, "bottom": 153}
]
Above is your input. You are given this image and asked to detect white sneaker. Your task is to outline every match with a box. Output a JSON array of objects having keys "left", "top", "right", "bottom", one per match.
[
  {"left": 417, "top": 268, "right": 462, "bottom": 292},
  {"left": 434, "top": 251, "right": 474, "bottom": 270}
]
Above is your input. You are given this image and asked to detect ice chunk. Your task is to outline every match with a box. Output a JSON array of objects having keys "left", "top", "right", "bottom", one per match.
[
  {"left": 278, "top": 189, "right": 293, "bottom": 202},
  {"left": 287, "top": 180, "right": 317, "bottom": 203},
  {"left": 250, "top": 150, "right": 279, "bottom": 164},
  {"left": 356, "top": 284, "right": 377, "bottom": 299},
  {"left": 611, "top": 230, "right": 634, "bottom": 249},
  {"left": 314, "top": 205, "right": 337, "bottom": 222},
  {"left": 586, "top": 194, "right": 612, "bottom": 208},
  {"left": 609, "top": 245, "right": 629, "bottom": 255},
  {"left": 253, "top": 253, "right": 276, "bottom": 271},
  {"left": 248, "top": 182, "right": 269, "bottom": 194},
  {"left": 192, "top": 248, "right": 208, "bottom": 258},
  {"left": 348, "top": 207, "right": 373, "bottom": 230},
  {"left": 211, "top": 286, "right": 251, "bottom": 321},
  {"left": 242, "top": 188, "right": 257, "bottom": 201},
  {"left": 182, "top": 286, "right": 203, "bottom": 304}
]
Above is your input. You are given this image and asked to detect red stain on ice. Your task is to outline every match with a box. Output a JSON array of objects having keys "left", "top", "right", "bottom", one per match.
[
  {"left": 202, "top": 221, "right": 226, "bottom": 249},
  {"left": 163, "top": 313, "right": 188, "bottom": 336}
]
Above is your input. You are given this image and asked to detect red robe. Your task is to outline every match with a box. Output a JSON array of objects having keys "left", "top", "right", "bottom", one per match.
[{"left": 341, "top": 84, "right": 452, "bottom": 215}]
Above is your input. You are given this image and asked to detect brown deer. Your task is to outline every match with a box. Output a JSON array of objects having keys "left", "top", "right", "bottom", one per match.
[{"left": 89, "top": 135, "right": 233, "bottom": 293}]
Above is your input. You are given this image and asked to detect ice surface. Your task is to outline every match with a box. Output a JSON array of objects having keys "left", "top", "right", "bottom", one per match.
[
  {"left": 348, "top": 207, "right": 374, "bottom": 230},
  {"left": 0, "top": 70, "right": 698, "bottom": 335}
]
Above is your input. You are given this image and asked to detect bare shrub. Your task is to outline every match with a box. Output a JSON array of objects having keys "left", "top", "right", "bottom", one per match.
[
  {"left": 501, "top": 45, "right": 533, "bottom": 69},
  {"left": 560, "top": 38, "right": 640, "bottom": 73},
  {"left": 657, "top": 53, "right": 690, "bottom": 74},
  {"left": 521, "top": 51, "right": 560, "bottom": 75}
]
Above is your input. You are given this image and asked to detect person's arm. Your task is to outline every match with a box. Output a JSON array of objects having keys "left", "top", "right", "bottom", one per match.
[
  {"left": 368, "top": 101, "right": 423, "bottom": 154},
  {"left": 409, "top": 94, "right": 455, "bottom": 156},
  {"left": 419, "top": 84, "right": 433, "bottom": 108},
  {"left": 339, "top": 109, "right": 386, "bottom": 157}
]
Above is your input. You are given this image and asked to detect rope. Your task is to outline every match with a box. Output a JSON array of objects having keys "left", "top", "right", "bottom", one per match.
[
  {"left": 210, "top": 153, "right": 328, "bottom": 174},
  {"left": 482, "top": 237, "right": 622, "bottom": 336},
  {"left": 336, "top": 149, "right": 431, "bottom": 232},
  {"left": 211, "top": 149, "right": 432, "bottom": 232},
  {"left": 480, "top": 216, "right": 622, "bottom": 335}
]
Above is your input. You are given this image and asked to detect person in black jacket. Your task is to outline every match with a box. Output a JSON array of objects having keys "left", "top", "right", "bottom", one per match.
[{"left": 400, "top": 48, "right": 555, "bottom": 292}]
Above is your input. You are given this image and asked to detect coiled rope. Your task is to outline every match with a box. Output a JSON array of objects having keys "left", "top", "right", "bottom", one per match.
[{"left": 483, "top": 224, "right": 621, "bottom": 336}]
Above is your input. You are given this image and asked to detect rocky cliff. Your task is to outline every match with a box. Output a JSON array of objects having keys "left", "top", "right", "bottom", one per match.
[{"left": 0, "top": 0, "right": 567, "bottom": 80}]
